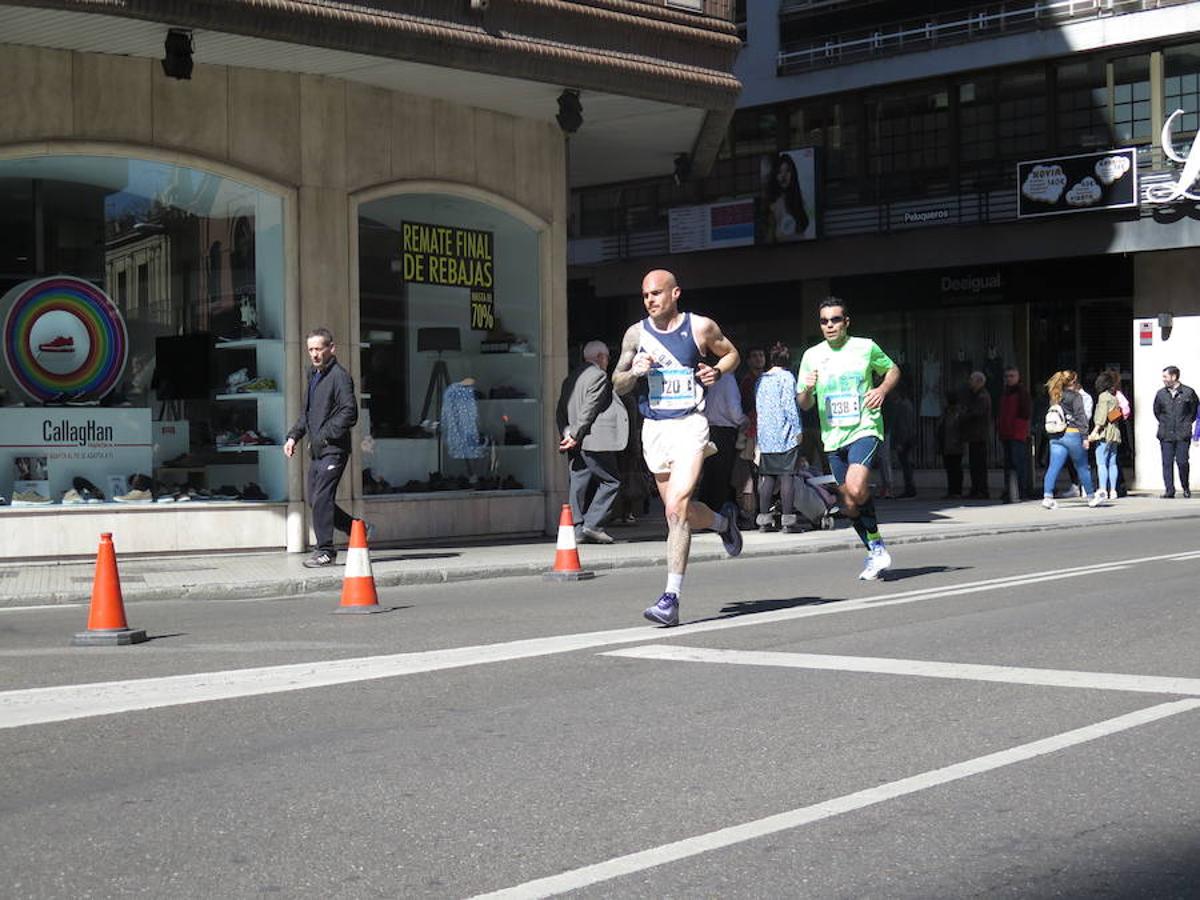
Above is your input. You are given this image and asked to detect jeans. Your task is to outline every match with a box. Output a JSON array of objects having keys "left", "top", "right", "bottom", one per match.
[
  {"left": 1095, "top": 441, "right": 1119, "bottom": 494},
  {"left": 1159, "top": 439, "right": 1190, "bottom": 495},
  {"left": 1044, "top": 432, "right": 1093, "bottom": 498},
  {"left": 1001, "top": 438, "right": 1033, "bottom": 499}
]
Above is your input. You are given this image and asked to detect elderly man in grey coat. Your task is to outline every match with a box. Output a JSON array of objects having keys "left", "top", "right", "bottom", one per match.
[{"left": 556, "top": 340, "right": 630, "bottom": 543}]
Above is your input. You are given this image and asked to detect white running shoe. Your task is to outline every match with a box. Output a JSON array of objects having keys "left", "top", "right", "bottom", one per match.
[
  {"left": 858, "top": 543, "right": 892, "bottom": 581},
  {"left": 1087, "top": 493, "right": 1103, "bottom": 508},
  {"left": 1041, "top": 497, "right": 1057, "bottom": 510},
  {"left": 1094, "top": 488, "right": 1107, "bottom": 501}
]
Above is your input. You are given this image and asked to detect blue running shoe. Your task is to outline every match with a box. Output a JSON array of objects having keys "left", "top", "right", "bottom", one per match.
[
  {"left": 718, "top": 501, "right": 743, "bottom": 557},
  {"left": 644, "top": 592, "right": 679, "bottom": 626}
]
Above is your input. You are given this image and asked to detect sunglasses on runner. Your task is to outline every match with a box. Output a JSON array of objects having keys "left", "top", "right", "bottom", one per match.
[{"left": 819, "top": 315, "right": 845, "bottom": 325}]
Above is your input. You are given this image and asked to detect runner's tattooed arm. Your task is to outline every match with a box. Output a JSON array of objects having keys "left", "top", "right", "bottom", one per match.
[
  {"left": 612, "top": 323, "right": 651, "bottom": 396},
  {"left": 693, "top": 315, "right": 740, "bottom": 387}
]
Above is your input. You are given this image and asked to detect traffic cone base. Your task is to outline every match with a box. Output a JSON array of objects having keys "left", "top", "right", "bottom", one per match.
[
  {"left": 544, "top": 504, "right": 594, "bottom": 581},
  {"left": 73, "top": 533, "right": 147, "bottom": 647},
  {"left": 336, "top": 520, "right": 384, "bottom": 614}
]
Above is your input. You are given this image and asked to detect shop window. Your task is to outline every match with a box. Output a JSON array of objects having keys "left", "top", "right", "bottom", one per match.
[
  {"left": 731, "top": 108, "right": 779, "bottom": 156},
  {"left": 1164, "top": 43, "right": 1200, "bottom": 145},
  {"left": 1056, "top": 59, "right": 1110, "bottom": 150},
  {"left": 1112, "top": 55, "right": 1151, "bottom": 145},
  {"left": 0, "top": 155, "right": 286, "bottom": 507},
  {"left": 867, "top": 85, "right": 950, "bottom": 198},
  {"left": 996, "top": 67, "right": 1047, "bottom": 158},
  {"left": 358, "top": 193, "right": 541, "bottom": 495}
]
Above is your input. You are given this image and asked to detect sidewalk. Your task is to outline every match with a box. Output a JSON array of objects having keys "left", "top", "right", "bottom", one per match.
[{"left": 3, "top": 493, "right": 1197, "bottom": 608}]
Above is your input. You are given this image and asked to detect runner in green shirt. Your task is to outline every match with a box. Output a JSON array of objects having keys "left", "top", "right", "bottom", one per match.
[{"left": 798, "top": 297, "right": 900, "bottom": 580}]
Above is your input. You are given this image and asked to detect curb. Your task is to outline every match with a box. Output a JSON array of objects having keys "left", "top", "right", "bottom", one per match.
[{"left": 11, "top": 505, "right": 1199, "bottom": 609}]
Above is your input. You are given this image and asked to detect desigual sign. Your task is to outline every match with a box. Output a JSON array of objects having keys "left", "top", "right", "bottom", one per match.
[{"left": 1145, "top": 109, "right": 1200, "bottom": 204}]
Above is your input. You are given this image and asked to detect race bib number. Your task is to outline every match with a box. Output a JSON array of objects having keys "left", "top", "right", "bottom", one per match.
[
  {"left": 648, "top": 366, "right": 696, "bottom": 411},
  {"left": 825, "top": 392, "right": 861, "bottom": 425}
]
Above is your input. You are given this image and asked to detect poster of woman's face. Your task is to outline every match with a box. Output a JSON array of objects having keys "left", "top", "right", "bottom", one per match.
[{"left": 760, "top": 148, "right": 817, "bottom": 243}]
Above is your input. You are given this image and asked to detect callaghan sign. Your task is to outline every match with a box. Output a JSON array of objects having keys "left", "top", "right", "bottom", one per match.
[{"left": 1145, "top": 109, "right": 1200, "bottom": 204}]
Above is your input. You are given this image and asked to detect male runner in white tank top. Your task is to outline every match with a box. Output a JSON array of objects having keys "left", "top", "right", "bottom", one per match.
[{"left": 612, "top": 269, "right": 743, "bottom": 626}]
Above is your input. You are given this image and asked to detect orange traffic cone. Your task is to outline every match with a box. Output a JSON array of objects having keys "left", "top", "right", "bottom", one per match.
[
  {"left": 72, "top": 533, "right": 147, "bottom": 646},
  {"left": 335, "top": 519, "right": 384, "bottom": 614},
  {"left": 544, "top": 504, "right": 595, "bottom": 581}
]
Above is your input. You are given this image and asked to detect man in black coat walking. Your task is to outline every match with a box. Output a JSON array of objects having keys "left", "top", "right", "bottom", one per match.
[
  {"left": 284, "top": 327, "right": 361, "bottom": 566},
  {"left": 1152, "top": 365, "right": 1198, "bottom": 499}
]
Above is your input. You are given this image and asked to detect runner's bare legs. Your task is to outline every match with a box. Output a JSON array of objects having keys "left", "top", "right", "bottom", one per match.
[{"left": 656, "top": 451, "right": 715, "bottom": 577}]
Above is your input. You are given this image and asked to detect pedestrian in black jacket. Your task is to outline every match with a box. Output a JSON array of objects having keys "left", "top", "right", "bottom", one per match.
[
  {"left": 1152, "top": 365, "right": 1198, "bottom": 499},
  {"left": 284, "top": 328, "right": 362, "bottom": 566}
]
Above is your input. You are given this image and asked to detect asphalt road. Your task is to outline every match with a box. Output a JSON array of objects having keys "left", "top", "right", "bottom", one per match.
[{"left": 1, "top": 520, "right": 1198, "bottom": 898}]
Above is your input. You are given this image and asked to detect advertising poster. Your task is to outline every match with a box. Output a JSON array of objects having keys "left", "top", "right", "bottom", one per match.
[
  {"left": 760, "top": 147, "right": 818, "bottom": 242},
  {"left": 1017, "top": 148, "right": 1138, "bottom": 218},
  {"left": 668, "top": 199, "right": 756, "bottom": 254},
  {"left": 400, "top": 221, "right": 496, "bottom": 331}
]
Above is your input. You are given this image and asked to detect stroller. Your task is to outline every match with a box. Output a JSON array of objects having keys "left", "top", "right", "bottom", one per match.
[{"left": 761, "top": 460, "right": 840, "bottom": 532}]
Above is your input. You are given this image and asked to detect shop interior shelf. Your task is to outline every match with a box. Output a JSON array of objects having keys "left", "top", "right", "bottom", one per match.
[{"left": 215, "top": 338, "right": 283, "bottom": 350}]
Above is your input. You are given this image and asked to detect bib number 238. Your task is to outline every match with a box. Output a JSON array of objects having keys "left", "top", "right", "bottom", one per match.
[{"left": 826, "top": 392, "right": 861, "bottom": 425}]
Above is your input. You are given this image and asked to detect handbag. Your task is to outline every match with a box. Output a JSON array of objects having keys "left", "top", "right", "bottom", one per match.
[{"left": 1106, "top": 405, "right": 1123, "bottom": 423}]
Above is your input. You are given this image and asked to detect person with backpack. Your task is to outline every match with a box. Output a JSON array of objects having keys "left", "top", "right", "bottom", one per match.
[{"left": 1041, "top": 370, "right": 1102, "bottom": 510}]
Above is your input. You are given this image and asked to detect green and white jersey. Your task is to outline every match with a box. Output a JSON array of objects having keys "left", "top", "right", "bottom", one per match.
[{"left": 798, "top": 336, "right": 895, "bottom": 451}]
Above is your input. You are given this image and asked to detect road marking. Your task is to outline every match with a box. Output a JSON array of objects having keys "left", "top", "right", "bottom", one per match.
[
  {"left": 0, "top": 551, "right": 1191, "bottom": 729},
  {"left": 603, "top": 645, "right": 1200, "bottom": 696},
  {"left": 0, "top": 603, "right": 83, "bottom": 613},
  {"left": 471, "top": 699, "right": 1200, "bottom": 900}
]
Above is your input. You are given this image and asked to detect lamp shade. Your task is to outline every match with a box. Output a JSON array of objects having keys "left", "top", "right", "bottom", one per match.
[{"left": 417, "top": 327, "right": 461, "bottom": 353}]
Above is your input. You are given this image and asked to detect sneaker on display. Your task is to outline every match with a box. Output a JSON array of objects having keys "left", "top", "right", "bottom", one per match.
[
  {"left": 71, "top": 477, "right": 105, "bottom": 502},
  {"left": 61, "top": 488, "right": 85, "bottom": 504},
  {"left": 114, "top": 489, "right": 153, "bottom": 503},
  {"left": 643, "top": 592, "right": 679, "bottom": 627},
  {"left": 858, "top": 542, "right": 892, "bottom": 581},
  {"left": 240, "top": 483, "right": 268, "bottom": 501},
  {"left": 12, "top": 490, "right": 52, "bottom": 504}
]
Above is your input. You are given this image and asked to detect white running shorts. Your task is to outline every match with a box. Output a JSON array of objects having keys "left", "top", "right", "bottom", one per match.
[{"left": 641, "top": 413, "right": 711, "bottom": 475}]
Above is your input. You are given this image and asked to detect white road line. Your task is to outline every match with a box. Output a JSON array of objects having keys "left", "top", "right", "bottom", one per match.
[
  {"left": 0, "top": 603, "right": 83, "bottom": 612},
  {"left": 0, "top": 552, "right": 1189, "bottom": 729},
  {"left": 603, "top": 645, "right": 1200, "bottom": 696},
  {"left": 471, "top": 699, "right": 1200, "bottom": 900}
]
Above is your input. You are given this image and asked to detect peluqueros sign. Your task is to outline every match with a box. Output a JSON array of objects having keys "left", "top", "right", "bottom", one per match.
[{"left": 1146, "top": 109, "right": 1200, "bottom": 205}]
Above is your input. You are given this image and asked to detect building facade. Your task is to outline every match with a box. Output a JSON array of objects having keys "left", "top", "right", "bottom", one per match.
[
  {"left": 569, "top": 0, "right": 1200, "bottom": 491},
  {"left": 0, "top": 0, "right": 740, "bottom": 559}
]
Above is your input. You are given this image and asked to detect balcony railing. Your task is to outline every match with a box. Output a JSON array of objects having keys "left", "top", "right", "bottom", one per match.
[
  {"left": 569, "top": 164, "right": 1179, "bottom": 267},
  {"left": 778, "top": 0, "right": 1190, "bottom": 73}
]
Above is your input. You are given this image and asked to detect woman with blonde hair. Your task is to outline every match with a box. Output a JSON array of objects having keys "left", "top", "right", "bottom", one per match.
[{"left": 1041, "top": 370, "right": 1101, "bottom": 509}]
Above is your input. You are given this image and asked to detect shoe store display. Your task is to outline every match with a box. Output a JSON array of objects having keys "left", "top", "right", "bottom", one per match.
[
  {"left": 12, "top": 489, "right": 52, "bottom": 505},
  {"left": 240, "top": 482, "right": 268, "bottom": 501},
  {"left": 225, "top": 368, "right": 251, "bottom": 392},
  {"left": 235, "top": 376, "right": 277, "bottom": 393},
  {"left": 61, "top": 488, "right": 85, "bottom": 504},
  {"left": 114, "top": 489, "right": 153, "bottom": 504},
  {"left": 72, "top": 477, "right": 105, "bottom": 502},
  {"left": 211, "top": 484, "right": 242, "bottom": 500}
]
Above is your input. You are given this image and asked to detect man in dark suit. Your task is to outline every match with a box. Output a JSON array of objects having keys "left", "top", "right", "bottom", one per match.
[
  {"left": 284, "top": 327, "right": 362, "bottom": 567},
  {"left": 556, "top": 340, "right": 630, "bottom": 544},
  {"left": 1152, "top": 365, "right": 1198, "bottom": 498}
]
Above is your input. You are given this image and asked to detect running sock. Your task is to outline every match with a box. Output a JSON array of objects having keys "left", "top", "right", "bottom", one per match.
[
  {"left": 850, "top": 515, "right": 870, "bottom": 548},
  {"left": 711, "top": 510, "right": 728, "bottom": 534},
  {"left": 858, "top": 498, "right": 882, "bottom": 546},
  {"left": 666, "top": 572, "right": 684, "bottom": 596}
]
